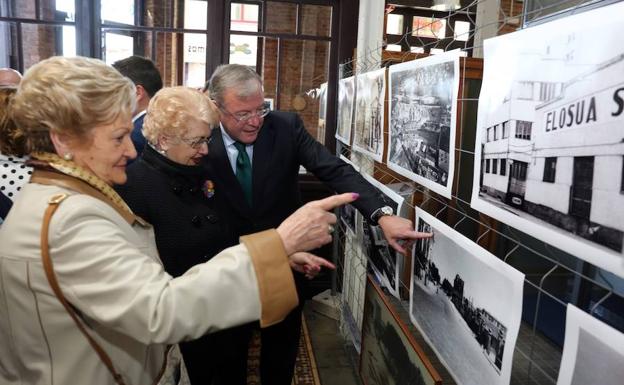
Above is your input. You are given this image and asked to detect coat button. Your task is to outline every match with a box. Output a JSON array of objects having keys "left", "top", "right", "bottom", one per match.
[
  {"left": 205, "top": 214, "right": 219, "bottom": 224},
  {"left": 191, "top": 215, "right": 201, "bottom": 227},
  {"left": 172, "top": 186, "right": 182, "bottom": 194}
]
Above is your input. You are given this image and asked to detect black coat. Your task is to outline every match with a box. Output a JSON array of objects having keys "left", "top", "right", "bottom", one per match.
[
  {"left": 203, "top": 110, "right": 388, "bottom": 245},
  {"left": 116, "top": 144, "right": 233, "bottom": 277}
]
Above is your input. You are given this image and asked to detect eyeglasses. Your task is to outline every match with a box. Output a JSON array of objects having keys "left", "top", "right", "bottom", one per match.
[
  {"left": 219, "top": 105, "right": 270, "bottom": 123},
  {"left": 178, "top": 135, "right": 212, "bottom": 149}
]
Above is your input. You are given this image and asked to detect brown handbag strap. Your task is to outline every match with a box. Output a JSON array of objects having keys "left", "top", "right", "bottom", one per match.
[{"left": 40, "top": 193, "right": 128, "bottom": 385}]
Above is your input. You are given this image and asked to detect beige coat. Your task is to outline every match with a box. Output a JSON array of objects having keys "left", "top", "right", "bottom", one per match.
[{"left": 0, "top": 180, "right": 297, "bottom": 385}]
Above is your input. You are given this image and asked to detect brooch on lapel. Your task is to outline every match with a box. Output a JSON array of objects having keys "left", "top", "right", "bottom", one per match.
[{"left": 202, "top": 180, "right": 215, "bottom": 198}]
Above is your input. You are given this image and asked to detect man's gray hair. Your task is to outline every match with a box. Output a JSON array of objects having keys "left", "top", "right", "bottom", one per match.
[{"left": 206, "top": 64, "right": 263, "bottom": 105}]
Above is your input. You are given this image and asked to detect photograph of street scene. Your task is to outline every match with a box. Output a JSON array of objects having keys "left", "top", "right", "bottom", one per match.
[
  {"left": 353, "top": 68, "right": 386, "bottom": 161},
  {"left": 471, "top": 1, "right": 624, "bottom": 277},
  {"left": 388, "top": 50, "right": 460, "bottom": 198},
  {"left": 361, "top": 173, "right": 406, "bottom": 298},
  {"left": 360, "top": 278, "right": 439, "bottom": 385},
  {"left": 336, "top": 76, "right": 355, "bottom": 144},
  {"left": 410, "top": 209, "right": 524, "bottom": 385},
  {"left": 362, "top": 216, "right": 401, "bottom": 298}
]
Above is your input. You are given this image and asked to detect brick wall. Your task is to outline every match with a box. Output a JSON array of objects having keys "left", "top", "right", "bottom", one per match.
[
  {"left": 17, "top": 0, "right": 56, "bottom": 70},
  {"left": 261, "top": 5, "right": 331, "bottom": 140}
]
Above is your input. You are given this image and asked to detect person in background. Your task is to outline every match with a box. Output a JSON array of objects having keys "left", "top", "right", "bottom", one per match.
[
  {"left": 0, "top": 68, "right": 21, "bottom": 87},
  {"left": 117, "top": 86, "right": 335, "bottom": 384},
  {"left": 112, "top": 55, "right": 163, "bottom": 156},
  {"left": 0, "top": 70, "right": 32, "bottom": 224},
  {"left": 203, "top": 64, "right": 431, "bottom": 385},
  {"left": 0, "top": 56, "right": 355, "bottom": 385}
]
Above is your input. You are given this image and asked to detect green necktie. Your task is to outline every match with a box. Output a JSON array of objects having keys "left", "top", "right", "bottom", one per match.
[{"left": 233, "top": 142, "right": 252, "bottom": 206}]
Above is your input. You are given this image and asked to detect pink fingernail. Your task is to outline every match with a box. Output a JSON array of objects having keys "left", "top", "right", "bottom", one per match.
[{"left": 352, "top": 193, "right": 360, "bottom": 199}]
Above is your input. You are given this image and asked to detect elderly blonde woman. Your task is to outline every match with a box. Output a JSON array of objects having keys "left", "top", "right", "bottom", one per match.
[
  {"left": 116, "top": 86, "right": 337, "bottom": 384},
  {"left": 0, "top": 56, "right": 354, "bottom": 385}
]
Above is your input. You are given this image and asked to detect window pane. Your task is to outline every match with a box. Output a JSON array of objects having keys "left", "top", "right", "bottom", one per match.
[
  {"left": 278, "top": 39, "right": 330, "bottom": 139},
  {"left": 412, "top": 17, "right": 446, "bottom": 38},
  {"left": 386, "top": 14, "right": 403, "bottom": 35},
  {"left": 229, "top": 34, "right": 259, "bottom": 68},
  {"left": 454, "top": 20, "right": 470, "bottom": 42},
  {"left": 102, "top": 29, "right": 153, "bottom": 64},
  {"left": 410, "top": 46, "right": 424, "bottom": 54},
  {"left": 301, "top": 5, "right": 332, "bottom": 37},
  {"left": 386, "top": 44, "right": 402, "bottom": 52},
  {"left": 0, "top": 22, "right": 18, "bottom": 68},
  {"left": 61, "top": 26, "right": 76, "bottom": 57},
  {"left": 231, "top": 3, "right": 259, "bottom": 32},
  {"left": 430, "top": 48, "right": 444, "bottom": 55},
  {"left": 266, "top": 1, "right": 297, "bottom": 34},
  {"left": 21, "top": 23, "right": 64, "bottom": 70},
  {"left": 185, "top": 0, "right": 207, "bottom": 30},
  {"left": 103, "top": 32, "right": 134, "bottom": 65},
  {"left": 183, "top": 33, "right": 206, "bottom": 88},
  {"left": 101, "top": 0, "right": 134, "bottom": 25}
]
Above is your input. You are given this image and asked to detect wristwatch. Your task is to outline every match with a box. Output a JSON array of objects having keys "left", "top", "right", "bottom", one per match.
[{"left": 370, "top": 206, "right": 394, "bottom": 225}]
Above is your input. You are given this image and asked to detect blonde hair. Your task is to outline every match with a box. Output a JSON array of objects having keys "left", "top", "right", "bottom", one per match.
[
  {"left": 143, "top": 86, "right": 219, "bottom": 144},
  {"left": 9, "top": 56, "right": 136, "bottom": 154},
  {"left": 0, "top": 87, "right": 26, "bottom": 156}
]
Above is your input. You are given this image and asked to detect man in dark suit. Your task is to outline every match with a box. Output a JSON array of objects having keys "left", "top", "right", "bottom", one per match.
[
  {"left": 112, "top": 56, "right": 163, "bottom": 156},
  {"left": 203, "top": 64, "right": 429, "bottom": 385}
]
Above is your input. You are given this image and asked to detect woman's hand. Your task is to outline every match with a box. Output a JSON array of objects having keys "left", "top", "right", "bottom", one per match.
[
  {"left": 276, "top": 192, "right": 358, "bottom": 255},
  {"left": 289, "top": 252, "right": 336, "bottom": 279}
]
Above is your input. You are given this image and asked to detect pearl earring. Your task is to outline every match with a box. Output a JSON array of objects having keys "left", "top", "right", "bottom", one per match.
[{"left": 63, "top": 153, "right": 74, "bottom": 161}]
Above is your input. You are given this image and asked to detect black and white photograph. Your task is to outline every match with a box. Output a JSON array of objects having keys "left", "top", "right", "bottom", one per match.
[
  {"left": 336, "top": 76, "right": 355, "bottom": 144},
  {"left": 556, "top": 304, "right": 624, "bottom": 385},
  {"left": 470, "top": 1, "right": 624, "bottom": 278},
  {"left": 410, "top": 208, "right": 524, "bottom": 385},
  {"left": 339, "top": 203, "right": 356, "bottom": 235},
  {"left": 387, "top": 50, "right": 460, "bottom": 199},
  {"left": 360, "top": 277, "right": 441, "bottom": 385},
  {"left": 341, "top": 211, "right": 368, "bottom": 353},
  {"left": 353, "top": 68, "right": 386, "bottom": 162},
  {"left": 361, "top": 173, "right": 405, "bottom": 298},
  {"left": 317, "top": 82, "right": 328, "bottom": 142}
]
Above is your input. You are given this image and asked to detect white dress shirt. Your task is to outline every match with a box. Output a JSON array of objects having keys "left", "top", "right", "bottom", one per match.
[{"left": 220, "top": 124, "right": 254, "bottom": 173}]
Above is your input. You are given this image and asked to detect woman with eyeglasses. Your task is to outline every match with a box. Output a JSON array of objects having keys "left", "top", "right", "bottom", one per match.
[{"left": 115, "top": 86, "right": 335, "bottom": 384}]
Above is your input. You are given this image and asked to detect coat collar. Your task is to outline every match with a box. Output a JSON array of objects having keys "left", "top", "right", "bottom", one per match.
[{"left": 29, "top": 166, "right": 149, "bottom": 227}]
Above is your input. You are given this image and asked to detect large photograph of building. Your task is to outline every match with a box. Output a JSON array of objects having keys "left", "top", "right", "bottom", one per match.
[
  {"left": 410, "top": 209, "right": 524, "bottom": 385},
  {"left": 471, "top": 2, "right": 624, "bottom": 278},
  {"left": 336, "top": 76, "right": 355, "bottom": 144},
  {"left": 353, "top": 68, "right": 386, "bottom": 162},
  {"left": 557, "top": 305, "right": 624, "bottom": 385},
  {"left": 387, "top": 50, "right": 460, "bottom": 199}
]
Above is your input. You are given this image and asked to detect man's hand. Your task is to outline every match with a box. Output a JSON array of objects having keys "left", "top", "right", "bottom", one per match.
[
  {"left": 378, "top": 215, "right": 433, "bottom": 255},
  {"left": 289, "top": 252, "right": 336, "bottom": 279}
]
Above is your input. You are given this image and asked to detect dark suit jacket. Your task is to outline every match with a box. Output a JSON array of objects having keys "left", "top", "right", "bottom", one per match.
[
  {"left": 204, "top": 111, "right": 388, "bottom": 245},
  {"left": 131, "top": 113, "right": 147, "bottom": 158}
]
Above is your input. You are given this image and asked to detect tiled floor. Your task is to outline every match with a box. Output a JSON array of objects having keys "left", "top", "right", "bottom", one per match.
[{"left": 303, "top": 306, "right": 361, "bottom": 385}]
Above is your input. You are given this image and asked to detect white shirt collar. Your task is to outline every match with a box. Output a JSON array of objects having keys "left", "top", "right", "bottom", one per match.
[{"left": 132, "top": 110, "right": 147, "bottom": 123}]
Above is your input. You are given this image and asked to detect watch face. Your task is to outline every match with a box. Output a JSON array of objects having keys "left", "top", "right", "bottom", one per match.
[{"left": 381, "top": 206, "right": 393, "bottom": 216}]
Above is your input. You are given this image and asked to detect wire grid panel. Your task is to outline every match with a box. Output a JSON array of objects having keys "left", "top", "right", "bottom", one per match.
[{"left": 332, "top": 1, "right": 624, "bottom": 384}]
